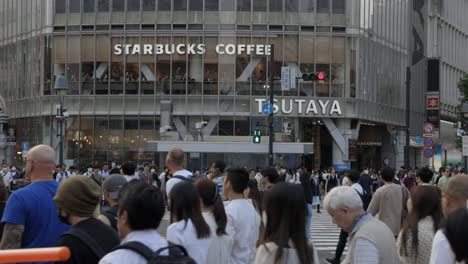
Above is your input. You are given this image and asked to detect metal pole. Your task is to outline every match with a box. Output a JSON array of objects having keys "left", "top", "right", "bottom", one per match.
[
  {"left": 405, "top": 67, "right": 411, "bottom": 168},
  {"left": 268, "top": 45, "right": 275, "bottom": 167},
  {"left": 59, "top": 104, "right": 64, "bottom": 165}
]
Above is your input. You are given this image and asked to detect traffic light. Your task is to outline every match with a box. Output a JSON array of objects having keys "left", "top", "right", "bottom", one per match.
[
  {"left": 302, "top": 72, "right": 326, "bottom": 81},
  {"left": 253, "top": 129, "right": 261, "bottom": 144},
  {"left": 392, "top": 132, "right": 398, "bottom": 145}
]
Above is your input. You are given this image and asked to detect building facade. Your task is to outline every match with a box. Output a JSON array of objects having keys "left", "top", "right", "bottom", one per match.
[{"left": 0, "top": 0, "right": 411, "bottom": 170}]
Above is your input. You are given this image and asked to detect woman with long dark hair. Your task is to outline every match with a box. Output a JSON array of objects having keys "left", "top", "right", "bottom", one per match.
[
  {"left": 397, "top": 186, "right": 442, "bottom": 264},
  {"left": 167, "top": 181, "right": 212, "bottom": 264},
  {"left": 255, "top": 183, "right": 318, "bottom": 264},
  {"left": 195, "top": 178, "right": 233, "bottom": 263},
  {"left": 444, "top": 208, "right": 468, "bottom": 264},
  {"left": 244, "top": 179, "right": 263, "bottom": 215}
]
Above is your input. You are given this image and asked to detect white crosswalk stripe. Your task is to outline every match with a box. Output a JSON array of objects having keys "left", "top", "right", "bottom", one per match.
[{"left": 310, "top": 211, "right": 348, "bottom": 255}]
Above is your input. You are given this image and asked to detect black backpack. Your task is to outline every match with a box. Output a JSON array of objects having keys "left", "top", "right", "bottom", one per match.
[
  {"left": 356, "top": 188, "right": 372, "bottom": 210},
  {"left": 114, "top": 241, "right": 196, "bottom": 264}
]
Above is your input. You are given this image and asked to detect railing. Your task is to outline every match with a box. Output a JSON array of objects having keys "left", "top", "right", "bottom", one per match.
[{"left": 0, "top": 247, "right": 70, "bottom": 263}]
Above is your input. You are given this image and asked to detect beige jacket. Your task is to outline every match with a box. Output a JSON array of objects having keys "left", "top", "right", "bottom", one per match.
[{"left": 367, "top": 183, "right": 408, "bottom": 236}]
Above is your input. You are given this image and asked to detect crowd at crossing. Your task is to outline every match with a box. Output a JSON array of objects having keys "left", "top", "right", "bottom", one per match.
[{"left": 0, "top": 144, "right": 467, "bottom": 264}]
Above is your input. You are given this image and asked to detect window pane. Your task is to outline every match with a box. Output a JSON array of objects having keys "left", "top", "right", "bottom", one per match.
[
  {"left": 69, "top": 0, "right": 81, "bottom": 12},
  {"left": 158, "top": 0, "right": 171, "bottom": 11},
  {"left": 332, "top": 0, "right": 345, "bottom": 14},
  {"left": 97, "top": 0, "right": 109, "bottom": 12},
  {"left": 238, "top": 0, "right": 251, "bottom": 11},
  {"left": 285, "top": 0, "right": 298, "bottom": 12},
  {"left": 174, "top": 0, "right": 187, "bottom": 11},
  {"left": 270, "top": 0, "right": 282, "bottom": 12},
  {"left": 56, "top": 0, "right": 66, "bottom": 13},
  {"left": 317, "top": 0, "right": 328, "bottom": 12},
  {"left": 220, "top": 0, "right": 235, "bottom": 11},
  {"left": 127, "top": 0, "right": 140, "bottom": 11},
  {"left": 113, "top": 0, "right": 124, "bottom": 11},
  {"left": 83, "top": 0, "right": 95, "bottom": 12},
  {"left": 189, "top": 0, "right": 203, "bottom": 11},
  {"left": 299, "top": 0, "right": 314, "bottom": 12},
  {"left": 205, "top": 0, "right": 218, "bottom": 11},
  {"left": 143, "top": 0, "right": 155, "bottom": 11},
  {"left": 253, "top": 0, "right": 266, "bottom": 11}
]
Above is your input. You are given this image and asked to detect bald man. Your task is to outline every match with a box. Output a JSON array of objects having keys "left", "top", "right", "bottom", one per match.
[
  {"left": 0, "top": 145, "right": 70, "bottom": 261},
  {"left": 165, "top": 147, "right": 194, "bottom": 196}
]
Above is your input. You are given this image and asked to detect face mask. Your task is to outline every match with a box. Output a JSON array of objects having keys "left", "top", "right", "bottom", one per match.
[
  {"left": 11, "top": 168, "right": 16, "bottom": 171},
  {"left": 150, "top": 169, "right": 155, "bottom": 173},
  {"left": 87, "top": 168, "right": 92, "bottom": 173}
]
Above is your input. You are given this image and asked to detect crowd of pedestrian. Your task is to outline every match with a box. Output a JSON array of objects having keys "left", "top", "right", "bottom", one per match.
[{"left": 0, "top": 144, "right": 467, "bottom": 264}]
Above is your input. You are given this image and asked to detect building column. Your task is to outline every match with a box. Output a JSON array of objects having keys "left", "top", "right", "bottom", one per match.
[{"left": 323, "top": 118, "right": 353, "bottom": 170}]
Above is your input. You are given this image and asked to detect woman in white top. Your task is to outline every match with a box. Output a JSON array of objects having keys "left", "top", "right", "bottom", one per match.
[
  {"left": 255, "top": 183, "right": 319, "bottom": 264},
  {"left": 167, "top": 181, "right": 212, "bottom": 264},
  {"left": 397, "top": 186, "right": 442, "bottom": 264},
  {"left": 430, "top": 175, "right": 468, "bottom": 264},
  {"left": 195, "top": 178, "right": 233, "bottom": 264},
  {"left": 443, "top": 208, "right": 468, "bottom": 263}
]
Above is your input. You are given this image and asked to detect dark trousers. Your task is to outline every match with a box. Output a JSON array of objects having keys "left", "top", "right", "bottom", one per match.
[{"left": 334, "top": 229, "right": 348, "bottom": 261}]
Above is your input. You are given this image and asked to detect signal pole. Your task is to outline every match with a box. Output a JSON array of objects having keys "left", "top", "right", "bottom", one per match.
[{"left": 268, "top": 45, "right": 275, "bottom": 167}]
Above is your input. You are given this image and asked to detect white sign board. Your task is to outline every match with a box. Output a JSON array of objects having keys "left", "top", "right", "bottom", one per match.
[
  {"left": 281, "top": 66, "right": 290, "bottom": 91},
  {"left": 463, "top": 136, "right": 468, "bottom": 156}
]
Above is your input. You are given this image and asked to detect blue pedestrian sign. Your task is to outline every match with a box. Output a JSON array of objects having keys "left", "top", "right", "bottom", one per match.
[
  {"left": 415, "top": 136, "right": 423, "bottom": 144},
  {"left": 262, "top": 103, "right": 273, "bottom": 115}
]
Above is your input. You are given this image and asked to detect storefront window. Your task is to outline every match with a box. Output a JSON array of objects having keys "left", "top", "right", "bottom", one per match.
[
  {"left": 95, "top": 35, "right": 110, "bottom": 94},
  {"left": 236, "top": 37, "right": 251, "bottom": 96},
  {"left": 111, "top": 37, "right": 124, "bottom": 94},
  {"left": 97, "top": 0, "right": 109, "bottom": 12},
  {"left": 331, "top": 37, "right": 345, "bottom": 97},
  {"left": 81, "top": 36, "right": 94, "bottom": 95},
  {"left": 156, "top": 36, "right": 171, "bottom": 95},
  {"left": 204, "top": 37, "right": 218, "bottom": 95},
  {"left": 219, "top": 117, "right": 234, "bottom": 136},
  {"left": 251, "top": 37, "right": 267, "bottom": 96},
  {"left": 172, "top": 36, "right": 187, "bottom": 95},
  {"left": 67, "top": 36, "right": 80, "bottom": 95},
  {"left": 235, "top": 117, "right": 250, "bottom": 136}
]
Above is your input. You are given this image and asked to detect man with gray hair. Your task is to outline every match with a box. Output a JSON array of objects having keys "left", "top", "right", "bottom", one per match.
[
  {"left": 324, "top": 186, "right": 399, "bottom": 264},
  {"left": 165, "top": 147, "right": 193, "bottom": 196}
]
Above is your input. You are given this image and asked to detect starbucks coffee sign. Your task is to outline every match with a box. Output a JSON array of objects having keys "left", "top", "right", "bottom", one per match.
[
  {"left": 254, "top": 98, "right": 343, "bottom": 116},
  {"left": 114, "top": 44, "right": 271, "bottom": 56}
]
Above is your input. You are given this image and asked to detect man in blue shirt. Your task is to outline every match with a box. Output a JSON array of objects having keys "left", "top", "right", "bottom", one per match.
[{"left": 0, "top": 145, "right": 69, "bottom": 262}]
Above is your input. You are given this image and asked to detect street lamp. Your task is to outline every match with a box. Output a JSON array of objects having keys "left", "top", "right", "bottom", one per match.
[{"left": 54, "top": 75, "right": 69, "bottom": 165}]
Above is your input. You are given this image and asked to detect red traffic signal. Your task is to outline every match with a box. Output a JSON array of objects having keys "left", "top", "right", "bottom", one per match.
[{"left": 302, "top": 72, "right": 326, "bottom": 81}]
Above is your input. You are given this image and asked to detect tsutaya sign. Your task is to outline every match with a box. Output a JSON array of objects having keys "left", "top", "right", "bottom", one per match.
[
  {"left": 254, "top": 98, "right": 343, "bottom": 116},
  {"left": 114, "top": 44, "right": 271, "bottom": 56}
]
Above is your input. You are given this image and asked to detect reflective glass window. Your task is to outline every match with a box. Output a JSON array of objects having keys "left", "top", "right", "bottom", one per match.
[
  {"left": 158, "top": 0, "right": 171, "bottom": 11},
  {"left": 317, "top": 0, "right": 328, "bottom": 12},
  {"left": 220, "top": 0, "right": 235, "bottom": 11},
  {"left": 56, "top": 0, "right": 66, "bottom": 13},
  {"left": 142, "top": 0, "right": 155, "bottom": 11},
  {"left": 127, "top": 0, "right": 140, "bottom": 11},
  {"left": 332, "top": 0, "right": 345, "bottom": 14},
  {"left": 253, "top": 0, "right": 266, "bottom": 11},
  {"left": 98, "top": 0, "right": 109, "bottom": 11},
  {"left": 238, "top": 0, "right": 251, "bottom": 11},
  {"left": 113, "top": 0, "right": 124, "bottom": 11},
  {"left": 298, "top": 0, "right": 314, "bottom": 12},
  {"left": 190, "top": 0, "right": 203, "bottom": 11},
  {"left": 285, "top": 0, "right": 298, "bottom": 12},
  {"left": 270, "top": 0, "right": 282, "bottom": 12},
  {"left": 205, "top": 0, "right": 218, "bottom": 11},
  {"left": 69, "top": 0, "right": 81, "bottom": 13},
  {"left": 174, "top": 0, "right": 187, "bottom": 11},
  {"left": 83, "top": 0, "right": 95, "bottom": 12}
]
